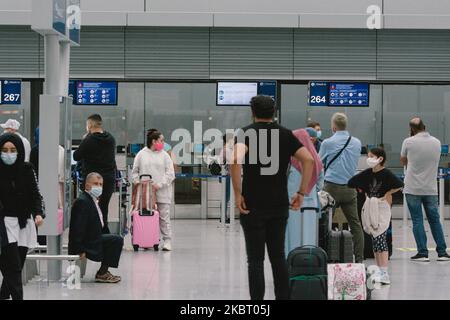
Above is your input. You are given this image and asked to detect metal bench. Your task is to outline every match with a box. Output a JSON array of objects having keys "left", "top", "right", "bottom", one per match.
[{"left": 23, "top": 254, "right": 87, "bottom": 286}]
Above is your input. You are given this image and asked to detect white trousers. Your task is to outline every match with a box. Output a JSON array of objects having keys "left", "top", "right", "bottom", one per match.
[{"left": 157, "top": 203, "right": 172, "bottom": 241}]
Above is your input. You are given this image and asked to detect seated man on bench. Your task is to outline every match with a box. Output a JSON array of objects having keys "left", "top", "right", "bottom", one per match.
[{"left": 68, "top": 172, "right": 123, "bottom": 283}]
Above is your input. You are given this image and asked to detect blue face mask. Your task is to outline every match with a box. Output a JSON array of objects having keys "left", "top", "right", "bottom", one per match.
[
  {"left": 1, "top": 152, "right": 17, "bottom": 165},
  {"left": 89, "top": 186, "right": 103, "bottom": 199}
]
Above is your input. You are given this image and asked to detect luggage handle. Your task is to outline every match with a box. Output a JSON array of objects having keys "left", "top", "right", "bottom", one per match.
[
  {"left": 137, "top": 174, "right": 155, "bottom": 214},
  {"left": 300, "top": 207, "right": 320, "bottom": 213}
]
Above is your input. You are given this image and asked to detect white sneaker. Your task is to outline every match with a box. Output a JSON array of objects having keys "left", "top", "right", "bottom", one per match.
[
  {"left": 162, "top": 241, "right": 172, "bottom": 251},
  {"left": 379, "top": 272, "right": 391, "bottom": 285}
]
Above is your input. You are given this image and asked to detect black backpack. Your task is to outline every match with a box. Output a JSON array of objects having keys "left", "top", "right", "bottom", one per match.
[{"left": 287, "top": 246, "right": 328, "bottom": 300}]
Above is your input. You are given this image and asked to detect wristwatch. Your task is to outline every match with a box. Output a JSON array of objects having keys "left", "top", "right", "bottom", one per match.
[{"left": 296, "top": 191, "right": 305, "bottom": 196}]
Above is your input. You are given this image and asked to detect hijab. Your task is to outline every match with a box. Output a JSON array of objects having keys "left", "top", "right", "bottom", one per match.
[
  {"left": 290, "top": 129, "right": 323, "bottom": 194},
  {"left": 0, "top": 133, "right": 28, "bottom": 228},
  {"left": 0, "top": 133, "right": 26, "bottom": 178}
]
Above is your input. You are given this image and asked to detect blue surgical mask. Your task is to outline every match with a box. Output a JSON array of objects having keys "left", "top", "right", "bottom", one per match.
[
  {"left": 1, "top": 152, "right": 17, "bottom": 165},
  {"left": 316, "top": 130, "right": 322, "bottom": 139},
  {"left": 89, "top": 186, "right": 103, "bottom": 198}
]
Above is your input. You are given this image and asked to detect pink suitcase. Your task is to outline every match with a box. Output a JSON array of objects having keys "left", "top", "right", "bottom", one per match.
[{"left": 131, "top": 175, "right": 160, "bottom": 251}]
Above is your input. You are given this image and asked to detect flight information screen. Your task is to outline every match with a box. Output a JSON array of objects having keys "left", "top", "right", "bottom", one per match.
[
  {"left": 74, "top": 81, "right": 118, "bottom": 105},
  {"left": 0, "top": 80, "right": 21, "bottom": 105},
  {"left": 329, "top": 83, "right": 369, "bottom": 106},
  {"left": 217, "top": 82, "right": 258, "bottom": 106}
]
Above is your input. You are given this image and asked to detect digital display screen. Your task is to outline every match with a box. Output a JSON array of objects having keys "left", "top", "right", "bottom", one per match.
[
  {"left": 217, "top": 82, "right": 258, "bottom": 106},
  {"left": 0, "top": 80, "right": 21, "bottom": 105},
  {"left": 308, "top": 81, "right": 328, "bottom": 106},
  {"left": 442, "top": 145, "right": 449, "bottom": 155},
  {"left": 217, "top": 81, "right": 277, "bottom": 106},
  {"left": 329, "top": 83, "right": 369, "bottom": 106},
  {"left": 308, "top": 82, "right": 369, "bottom": 107},
  {"left": 258, "top": 81, "right": 277, "bottom": 101},
  {"left": 74, "top": 81, "right": 118, "bottom": 105}
]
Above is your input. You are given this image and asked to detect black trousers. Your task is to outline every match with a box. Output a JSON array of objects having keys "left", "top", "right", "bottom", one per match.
[
  {"left": 0, "top": 243, "right": 24, "bottom": 300},
  {"left": 240, "top": 208, "right": 289, "bottom": 300},
  {"left": 100, "top": 234, "right": 123, "bottom": 269},
  {"left": 99, "top": 176, "right": 115, "bottom": 234}
]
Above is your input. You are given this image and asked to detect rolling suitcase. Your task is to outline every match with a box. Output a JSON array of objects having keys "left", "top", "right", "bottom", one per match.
[
  {"left": 131, "top": 174, "right": 160, "bottom": 252},
  {"left": 287, "top": 245, "right": 328, "bottom": 300},
  {"left": 324, "top": 207, "right": 354, "bottom": 263}
]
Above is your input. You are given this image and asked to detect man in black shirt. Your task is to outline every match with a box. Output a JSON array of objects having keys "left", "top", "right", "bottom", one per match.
[
  {"left": 230, "top": 95, "right": 315, "bottom": 300},
  {"left": 73, "top": 114, "right": 117, "bottom": 234}
]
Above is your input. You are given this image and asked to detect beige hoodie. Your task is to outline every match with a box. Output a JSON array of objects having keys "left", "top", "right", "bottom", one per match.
[{"left": 361, "top": 197, "right": 392, "bottom": 238}]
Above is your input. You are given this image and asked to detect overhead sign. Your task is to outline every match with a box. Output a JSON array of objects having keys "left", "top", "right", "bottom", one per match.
[
  {"left": 308, "top": 81, "right": 329, "bottom": 106},
  {"left": 329, "top": 83, "right": 369, "bottom": 106},
  {"left": 217, "top": 82, "right": 258, "bottom": 106},
  {"left": 66, "top": 0, "right": 81, "bottom": 45},
  {"left": 216, "top": 81, "right": 277, "bottom": 106},
  {"left": 258, "top": 81, "right": 277, "bottom": 101},
  {"left": 0, "top": 80, "right": 22, "bottom": 105},
  {"left": 53, "top": 0, "right": 67, "bottom": 36},
  {"left": 74, "top": 81, "right": 118, "bottom": 105},
  {"left": 32, "top": 0, "right": 81, "bottom": 46},
  {"left": 308, "top": 82, "right": 370, "bottom": 107}
]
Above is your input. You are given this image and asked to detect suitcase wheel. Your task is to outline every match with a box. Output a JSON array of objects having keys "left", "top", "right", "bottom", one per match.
[
  {"left": 153, "top": 244, "right": 159, "bottom": 251},
  {"left": 133, "top": 245, "right": 139, "bottom": 252}
]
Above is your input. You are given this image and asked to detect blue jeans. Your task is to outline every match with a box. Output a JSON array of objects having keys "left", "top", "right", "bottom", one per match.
[{"left": 405, "top": 194, "right": 447, "bottom": 256}]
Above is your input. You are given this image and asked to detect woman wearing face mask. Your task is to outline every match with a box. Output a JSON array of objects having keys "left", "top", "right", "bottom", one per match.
[
  {"left": 348, "top": 148, "right": 403, "bottom": 285},
  {"left": 0, "top": 133, "right": 44, "bottom": 300},
  {"left": 131, "top": 129, "right": 175, "bottom": 251}
]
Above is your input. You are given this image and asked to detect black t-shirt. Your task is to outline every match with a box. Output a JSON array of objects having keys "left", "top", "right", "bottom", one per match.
[
  {"left": 348, "top": 168, "right": 404, "bottom": 198},
  {"left": 237, "top": 122, "right": 303, "bottom": 211}
]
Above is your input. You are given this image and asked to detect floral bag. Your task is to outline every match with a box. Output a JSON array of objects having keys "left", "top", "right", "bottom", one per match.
[{"left": 327, "top": 263, "right": 367, "bottom": 300}]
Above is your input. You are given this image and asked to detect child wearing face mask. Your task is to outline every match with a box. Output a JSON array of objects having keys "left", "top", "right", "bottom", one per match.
[
  {"left": 131, "top": 129, "right": 175, "bottom": 251},
  {"left": 348, "top": 148, "right": 403, "bottom": 285}
]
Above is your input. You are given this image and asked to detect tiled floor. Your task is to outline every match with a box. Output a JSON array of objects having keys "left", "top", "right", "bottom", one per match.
[{"left": 6, "top": 219, "right": 450, "bottom": 300}]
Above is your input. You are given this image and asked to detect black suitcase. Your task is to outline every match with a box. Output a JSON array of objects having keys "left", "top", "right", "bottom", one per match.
[
  {"left": 320, "top": 207, "right": 354, "bottom": 263},
  {"left": 287, "top": 245, "right": 328, "bottom": 300},
  {"left": 327, "top": 229, "right": 354, "bottom": 263}
]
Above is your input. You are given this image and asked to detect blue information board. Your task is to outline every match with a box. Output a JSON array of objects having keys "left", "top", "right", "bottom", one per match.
[
  {"left": 329, "top": 83, "right": 369, "bottom": 106},
  {"left": 74, "top": 81, "right": 118, "bottom": 105},
  {"left": 258, "top": 81, "right": 277, "bottom": 101},
  {"left": 0, "top": 80, "right": 21, "bottom": 105},
  {"left": 308, "top": 81, "right": 369, "bottom": 107},
  {"left": 308, "top": 82, "right": 329, "bottom": 106}
]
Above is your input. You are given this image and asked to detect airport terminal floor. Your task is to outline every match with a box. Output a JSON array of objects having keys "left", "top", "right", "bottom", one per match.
[{"left": 7, "top": 219, "right": 450, "bottom": 300}]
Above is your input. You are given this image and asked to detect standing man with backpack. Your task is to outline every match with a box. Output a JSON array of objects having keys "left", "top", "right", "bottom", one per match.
[{"left": 319, "top": 113, "right": 364, "bottom": 263}]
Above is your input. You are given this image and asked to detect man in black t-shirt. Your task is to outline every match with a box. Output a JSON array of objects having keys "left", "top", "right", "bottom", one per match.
[{"left": 230, "top": 95, "right": 315, "bottom": 300}]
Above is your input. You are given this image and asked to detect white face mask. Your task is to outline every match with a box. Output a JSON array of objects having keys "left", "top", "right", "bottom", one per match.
[
  {"left": 366, "top": 157, "right": 381, "bottom": 168},
  {"left": 89, "top": 186, "right": 103, "bottom": 198},
  {"left": 316, "top": 130, "right": 322, "bottom": 139}
]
